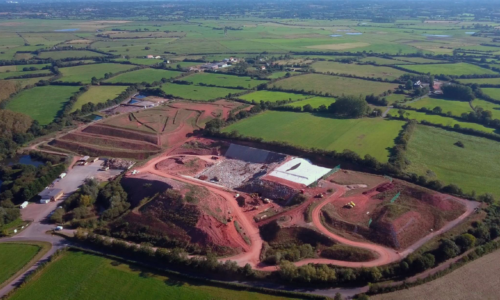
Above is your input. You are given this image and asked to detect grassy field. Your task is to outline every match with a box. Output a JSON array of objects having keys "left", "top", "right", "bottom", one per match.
[
  {"left": 104, "top": 68, "right": 182, "bottom": 84},
  {"left": 161, "top": 83, "right": 240, "bottom": 101},
  {"left": 182, "top": 73, "right": 268, "bottom": 89},
  {"left": 397, "top": 63, "right": 498, "bottom": 76},
  {"left": 385, "top": 93, "right": 409, "bottom": 105},
  {"left": 267, "top": 71, "right": 290, "bottom": 79},
  {"left": 0, "top": 69, "right": 52, "bottom": 80},
  {"left": 406, "top": 97, "right": 473, "bottom": 117},
  {"left": 270, "top": 74, "right": 397, "bottom": 97},
  {"left": 238, "top": 91, "right": 307, "bottom": 103},
  {"left": 472, "top": 99, "right": 500, "bottom": 120},
  {"left": 287, "top": 96, "right": 336, "bottom": 108},
  {"left": 358, "top": 57, "right": 411, "bottom": 65},
  {"left": 457, "top": 78, "right": 500, "bottom": 85},
  {"left": 58, "top": 63, "right": 136, "bottom": 84},
  {"left": 8, "top": 250, "right": 298, "bottom": 300},
  {"left": 0, "top": 243, "right": 41, "bottom": 286},
  {"left": 6, "top": 85, "right": 80, "bottom": 125},
  {"left": 310, "top": 61, "right": 406, "bottom": 80},
  {"left": 0, "top": 77, "right": 52, "bottom": 101},
  {"left": 37, "top": 50, "right": 107, "bottom": 59},
  {"left": 405, "top": 125, "right": 500, "bottom": 197},
  {"left": 482, "top": 88, "right": 500, "bottom": 100},
  {"left": 392, "top": 109, "right": 496, "bottom": 133},
  {"left": 70, "top": 86, "right": 128, "bottom": 112},
  {"left": 223, "top": 111, "right": 405, "bottom": 162},
  {"left": 395, "top": 57, "right": 445, "bottom": 64}
]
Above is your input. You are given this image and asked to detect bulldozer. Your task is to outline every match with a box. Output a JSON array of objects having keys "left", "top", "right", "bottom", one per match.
[{"left": 344, "top": 201, "right": 356, "bottom": 209}]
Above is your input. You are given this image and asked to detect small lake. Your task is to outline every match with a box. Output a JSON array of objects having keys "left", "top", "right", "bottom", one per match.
[
  {"left": 465, "top": 32, "right": 475, "bottom": 35},
  {"left": 54, "top": 28, "right": 80, "bottom": 32},
  {"left": 346, "top": 32, "right": 363, "bottom": 35},
  {"left": 330, "top": 34, "right": 342, "bottom": 37},
  {"left": 5, "top": 155, "right": 45, "bottom": 167}
]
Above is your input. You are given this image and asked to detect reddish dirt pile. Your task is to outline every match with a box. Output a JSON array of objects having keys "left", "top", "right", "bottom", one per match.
[{"left": 156, "top": 156, "right": 211, "bottom": 176}]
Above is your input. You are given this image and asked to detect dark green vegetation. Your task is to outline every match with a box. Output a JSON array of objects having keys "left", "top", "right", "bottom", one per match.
[{"left": 0, "top": 243, "right": 41, "bottom": 285}]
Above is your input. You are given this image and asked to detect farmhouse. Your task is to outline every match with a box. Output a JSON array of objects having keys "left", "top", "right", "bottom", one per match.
[
  {"left": 38, "top": 188, "right": 64, "bottom": 204},
  {"left": 146, "top": 55, "right": 154, "bottom": 59}
]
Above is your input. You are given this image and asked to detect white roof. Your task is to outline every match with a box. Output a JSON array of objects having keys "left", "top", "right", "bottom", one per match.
[{"left": 269, "top": 158, "right": 331, "bottom": 186}]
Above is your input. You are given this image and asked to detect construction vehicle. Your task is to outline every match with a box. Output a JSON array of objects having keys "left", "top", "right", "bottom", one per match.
[
  {"left": 211, "top": 156, "right": 219, "bottom": 160},
  {"left": 315, "top": 193, "right": 324, "bottom": 198},
  {"left": 344, "top": 201, "right": 356, "bottom": 208},
  {"left": 263, "top": 198, "right": 270, "bottom": 204}
]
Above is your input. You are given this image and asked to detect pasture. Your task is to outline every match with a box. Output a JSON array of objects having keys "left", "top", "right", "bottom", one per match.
[
  {"left": 182, "top": 73, "right": 268, "bottom": 89},
  {"left": 70, "top": 86, "right": 128, "bottom": 112},
  {"left": 405, "top": 125, "right": 500, "bottom": 211},
  {"left": 238, "top": 90, "right": 307, "bottom": 103},
  {"left": 406, "top": 97, "right": 473, "bottom": 117},
  {"left": 58, "top": 63, "right": 136, "bottom": 84},
  {"left": 270, "top": 74, "right": 397, "bottom": 97},
  {"left": 457, "top": 78, "right": 500, "bottom": 85},
  {"left": 396, "top": 63, "right": 498, "bottom": 76},
  {"left": 482, "top": 88, "right": 500, "bottom": 100},
  {"left": 223, "top": 111, "right": 405, "bottom": 162},
  {"left": 0, "top": 243, "right": 41, "bottom": 286},
  {"left": 287, "top": 96, "right": 336, "bottom": 109},
  {"left": 6, "top": 85, "right": 80, "bottom": 125},
  {"left": 37, "top": 50, "right": 107, "bottom": 60},
  {"left": 358, "top": 57, "right": 411, "bottom": 65},
  {"left": 472, "top": 99, "right": 500, "bottom": 120},
  {"left": 0, "top": 69, "right": 52, "bottom": 80},
  {"left": 161, "top": 83, "right": 239, "bottom": 101},
  {"left": 104, "top": 69, "right": 182, "bottom": 84},
  {"left": 310, "top": 61, "right": 406, "bottom": 80},
  {"left": 8, "top": 250, "right": 298, "bottom": 300}
]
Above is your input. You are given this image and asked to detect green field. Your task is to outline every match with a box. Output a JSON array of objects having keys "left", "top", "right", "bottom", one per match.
[
  {"left": 310, "top": 61, "right": 406, "bottom": 80},
  {"left": 472, "top": 99, "right": 500, "bottom": 120},
  {"left": 8, "top": 250, "right": 295, "bottom": 300},
  {"left": 267, "top": 71, "right": 290, "bottom": 79},
  {"left": 161, "top": 83, "right": 240, "bottom": 101},
  {"left": 395, "top": 57, "right": 445, "bottom": 64},
  {"left": 58, "top": 63, "right": 136, "bottom": 84},
  {"left": 105, "top": 68, "right": 182, "bottom": 84},
  {"left": 0, "top": 243, "right": 40, "bottom": 286},
  {"left": 182, "top": 73, "right": 267, "bottom": 89},
  {"left": 223, "top": 111, "right": 405, "bottom": 162},
  {"left": 405, "top": 125, "right": 500, "bottom": 197},
  {"left": 238, "top": 90, "right": 307, "bottom": 103},
  {"left": 0, "top": 69, "right": 52, "bottom": 80},
  {"left": 358, "top": 57, "right": 411, "bottom": 65},
  {"left": 37, "top": 50, "right": 107, "bottom": 60},
  {"left": 385, "top": 93, "right": 409, "bottom": 105},
  {"left": 482, "top": 88, "right": 500, "bottom": 100},
  {"left": 270, "top": 74, "right": 397, "bottom": 97},
  {"left": 406, "top": 97, "right": 473, "bottom": 117},
  {"left": 287, "top": 96, "right": 336, "bottom": 108},
  {"left": 0, "top": 64, "right": 50, "bottom": 72},
  {"left": 391, "top": 109, "right": 496, "bottom": 133},
  {"left": 457, "top": 78, "right": 500, "bottom": 85},
  {"left": 397, "top": 63, "right": 498, "bottom": 76},
  {"left": 71, "top": 86, "right": 128, "bottom": 112},
  {"left": 6, "top": 85, "right": 80, "bottom": 125}
]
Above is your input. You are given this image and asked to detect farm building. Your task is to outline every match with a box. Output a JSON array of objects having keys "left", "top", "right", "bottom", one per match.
[{"left": 38, "top": 189, "right": 64, "bottom": 204}]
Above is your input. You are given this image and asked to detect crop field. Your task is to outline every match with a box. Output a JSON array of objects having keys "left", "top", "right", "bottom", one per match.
[
  {"left": 70, "top": 86, "right": 128, "bottom": 112},
  {"left": 37, "top": 50, "right": 107, "bottom": 59},
  {"left": 457, "top": 78, "right": 500, "bottom": 85},
  {"left": 161, "top": 83, "right": 239, "bottom": 101},
  {"left": 405, "top": 125, "right": 500, "bottom": 197},
  {"left": 396, "top": 62, "right": 498, "bottom": 76},
  {"left": 392, "top": 109, "right": 496, "bottom": 133},
  {"left": 310, "top": 61, "right": 406, "bottom": 80},
  {"left": 6, "top": 85, "right": 80, "bottom": 125},
  {"left": 482, "top": 88, "right": 500, "bottom": 100},
  {"left": 406, "top": 97, "right": 473, "bottom": 117},
  {"left": 238, "top": 90, "right": 307, "bottom": 103},
  {"left": 472, "top": 99, "right": 500, "bottom": 120},
  {"left": 287, "top": 96, "right": 336, "bottom": 108},
  {"left": 8, "top": 250, "right": 295, "bottom": 300},
  {"left": 182, "top": 73, "right": 268, "bottom": 89},
  {"left": 104, "top": 68, "right": 182, "bottom": 84},
  {"left": 58, "top": 63, "right": 136, "bottom": 84},
  {"left": 270, "top": 74, "right": 397, "bottom": 97},
  {"left": 223, "top": 111, "right": 405, "bottom": 162},
  {"left": 0, "top": 243, "right": 41, "bottom": 286}
]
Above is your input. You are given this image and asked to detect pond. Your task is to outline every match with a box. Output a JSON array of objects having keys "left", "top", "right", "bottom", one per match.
[
  {"left": 5, "top": 155, "right": 45, "bottom": 168},
  {"left": 54, "top": 28, "right": 80, "bottom": 32},
  {"left": 330, "top": 34, "right": 342, "bottom": 37},
  {"left": 346, "top": 32, "right": 363, "bottom": 35}
]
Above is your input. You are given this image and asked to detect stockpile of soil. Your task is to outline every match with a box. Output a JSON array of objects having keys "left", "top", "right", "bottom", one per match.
[
  {"left": 61, "top": 132, "right": 160, "bottom": 151},
  {"left": 83, "top": 124, "right": 159, "bottom": 145},
  {"left": 238, "top": 178, "right": 298, "bottom": 202},
  {"left": 156, "top": 157, "right": 209, "bottom": 176}
]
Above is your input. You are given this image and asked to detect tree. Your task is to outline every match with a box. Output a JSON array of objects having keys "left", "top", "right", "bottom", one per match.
[
  {"left": 455, "top": 233, "right": 476, "bottom": 252},
  {"left": 279, "top": 260, "right": 298, "bottom": 281},
  {"left": 302, "top": 104, "right": 313, "bottom": 112},
  {"left": 328, "top": 95, "right": 369, "bottom": 118},
  {"left": 478, "top": 193, "right": 495, "bottom": 204},
  {"left": 405, "top": 80, "right": 413, "bottom": 90},
  {"left": 438, "top": 238, "right": 460, "bottom": 259},
  {"left": 334, "top": 293, "right": 344, "bottom": 300}
]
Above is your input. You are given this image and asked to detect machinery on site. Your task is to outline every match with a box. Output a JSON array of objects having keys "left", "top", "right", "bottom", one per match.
[{"left": 344, "top": 201, "right": 356, "bottom": 208}]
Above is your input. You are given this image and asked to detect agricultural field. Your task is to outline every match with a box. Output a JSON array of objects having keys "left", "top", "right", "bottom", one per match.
[
  {"left": 358, "top": 57, "right": 411, "bottom": 65},
  {"left": 395, "top": 57, "right": 445, "bottom": 64},
  {"left": 0, "top": 69, "right": 52, "bottom": 80},
  {"left": 104, "top": 68, "right": 182, "bottom": 84},
  {"left": 8, "top": 250, "right": 296, "bottom": 300},
  {"left": 223, "top": 110, "right": 405, "bottom": 162},
  {"left": 391, "top": 109, "right": 496, "bottom": 133},
  {"left": 0, "top": 64, "right": 50, "bottom": 72},
  {"left": 270, "top": 74, "right": 397, "bottom": 97},
  {"left": 310, "top": 61, "right": 407, "bottom": 80},
  {"left": 238, "top": 90, "right": 307, "bottom": 103},
  {"left": 161, "top": 83, "right": 239, "bottom": 101},
  {"left": 70, "top": 86, "right": 128, "bottom": 112},
  {"left": 5, "top": 85, "right": 80, "bottom": 125},
  {"left": 385, "top": 93, "right": 409, "bottom": 105},
  {"left": 406, "top": 97, "right": 473, "bottom": 117},
  {"left": 0, "top": 77, "right": 52, "bottom": 101},
  {"left": 457, "top": 78, "right": 500, "bottom": 85},
  {"left": 482, "top": 88, "right": 500, "bottom": 101},
  {"left": 0, "top": 243, "right": 41, "bottom": 286},
  {"left": 472, "top": 99, "right": 500, "bottom": 120},
  {"left": 182, "top": 73, "right": 268, "bottom": 89},
  {"left": 397, "top": 63, "right": 498, "bottom": 76},
  {"left": 36, "top": 50, "right": 107, "bottom": 60},
  {"left": 266, "top": 71, "right": 290, "bottom": 79},
  {"left": 405, "top": 125, "right": 500, "bottom": 197},
  {"left": 287, "top": 96, "right": 336, "bottom": 109},
  {"left": 58, "top": 63, "right": 136, "bottom": 84}
]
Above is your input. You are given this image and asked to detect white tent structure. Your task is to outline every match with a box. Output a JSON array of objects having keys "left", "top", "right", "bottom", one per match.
[{"left": 269, "top": 158, "right": 331, "bottom": 186}]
